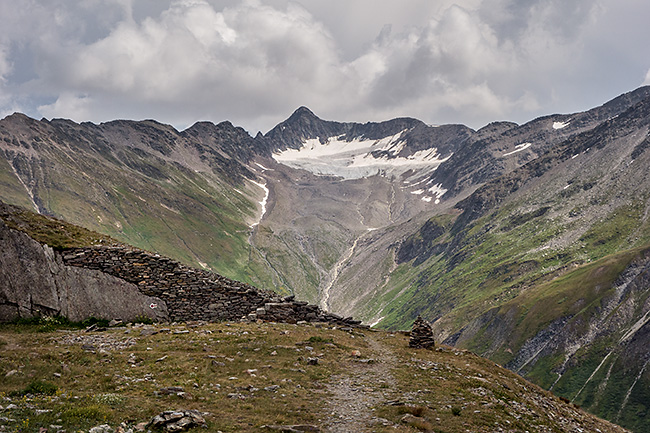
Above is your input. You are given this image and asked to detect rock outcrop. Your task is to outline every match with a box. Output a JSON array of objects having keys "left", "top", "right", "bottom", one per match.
[
  {"left": 0, "top": 219, "right": 168, "bottom": 322},
  {"left": 147, "top": 410, "right": 207, "bottom": 432}
]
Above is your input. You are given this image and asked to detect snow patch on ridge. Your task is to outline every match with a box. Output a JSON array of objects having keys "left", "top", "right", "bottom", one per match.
[
  {"left": 553, "top": 120, "right": 571, "bottom": 130},
  {"left": 273, "top": 131, "right": 450, "bottom": 179},
  {"left": 503, "top": 142, "right": 531, "bottom": 156},
  {"left": 427, "top": 183, "right": 447, "bottom": 204}
]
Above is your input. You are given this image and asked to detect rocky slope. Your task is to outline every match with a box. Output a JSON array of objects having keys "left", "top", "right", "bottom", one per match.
[{"left": 375, "top": 92, "right": 650, "bottom": 432}]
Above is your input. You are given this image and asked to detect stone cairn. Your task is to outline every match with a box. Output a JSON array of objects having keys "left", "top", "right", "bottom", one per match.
[{"left": 409, "top": 316, "right": 435, "bottom": 349}]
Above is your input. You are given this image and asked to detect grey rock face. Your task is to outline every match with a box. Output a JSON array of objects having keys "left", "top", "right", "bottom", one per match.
[{"left": 0, "top": 219, "right": 168, "bottom": 322}]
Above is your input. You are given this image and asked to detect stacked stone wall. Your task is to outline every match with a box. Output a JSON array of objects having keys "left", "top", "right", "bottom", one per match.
[{"left": 61, "top": 246, "right": 363, "bottom": 327}]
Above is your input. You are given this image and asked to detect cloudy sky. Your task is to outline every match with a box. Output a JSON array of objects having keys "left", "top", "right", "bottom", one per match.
[{"left": 1, "top": 0, "right": 649, "bottom": 134}]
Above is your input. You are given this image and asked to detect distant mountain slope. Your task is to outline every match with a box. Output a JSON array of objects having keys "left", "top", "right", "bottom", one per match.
[{"left": 0, "top": 114, "right": 265, "bottom": 283}]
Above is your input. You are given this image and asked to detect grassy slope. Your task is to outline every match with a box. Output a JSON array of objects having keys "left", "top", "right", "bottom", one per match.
[
  {"left": 0, "top": 158, "right": 35, "bottom": 210},
  {"left": 0, "top": 141, "right": 267, "bottom": 285},
  {"left": 0, "top": 321, "right": 628, "bottom": 433},
  {"left": 0, "top": 202, "right": 118, "bottom": 249},
  {"left": 378, "top": 184, "right": 650, "bottom": 332}
]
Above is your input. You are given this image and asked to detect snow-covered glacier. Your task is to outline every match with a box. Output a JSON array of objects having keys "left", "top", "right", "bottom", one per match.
[{"left": 272, "top": 131, "right": 450, "bottom": 180}]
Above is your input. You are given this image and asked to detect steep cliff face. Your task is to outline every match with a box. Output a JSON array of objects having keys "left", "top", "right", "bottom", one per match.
[{"left": 0, "top": 218, "right": 168, "bottom": 322}]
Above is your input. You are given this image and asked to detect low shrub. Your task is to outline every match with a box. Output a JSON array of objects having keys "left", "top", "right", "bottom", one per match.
[{"left": 19, "top": 380, "right": 58, "bottom": 396}]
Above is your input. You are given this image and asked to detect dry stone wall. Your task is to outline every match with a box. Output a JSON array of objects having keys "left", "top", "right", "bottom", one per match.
[
  {"left": 61, "top": 246, "right": 363, "bottom": 326},
  {"left": 62, "top": 246, "right": 281, "bottom": 322}
]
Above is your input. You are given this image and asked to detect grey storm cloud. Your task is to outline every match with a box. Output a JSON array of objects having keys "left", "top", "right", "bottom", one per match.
[{"left": 0, "top": 0, "right": 649, "bottom": 134}]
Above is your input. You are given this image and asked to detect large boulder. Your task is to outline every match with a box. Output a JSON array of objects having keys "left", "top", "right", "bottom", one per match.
[{"left": 0, "top": 219, "right": 168, "bottom": 322}]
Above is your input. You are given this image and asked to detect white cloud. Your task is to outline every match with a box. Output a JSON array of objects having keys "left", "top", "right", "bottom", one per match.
[
  {"left": 0, "top": 43, "right": 11, "bottom": 82},
  {"left": 36, "top": 0, "right": 355, "bottom": 130},
  {"left": 1, "top": 0, "right": 650, "bottom": 132}
]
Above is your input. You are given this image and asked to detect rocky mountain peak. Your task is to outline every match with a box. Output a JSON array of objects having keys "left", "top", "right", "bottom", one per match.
[
  {"left": 287, "top": 106, "right": 319, "bottom": 121},
  {"left": 262, "top": 107, "right": 343, "bottom": 151}
]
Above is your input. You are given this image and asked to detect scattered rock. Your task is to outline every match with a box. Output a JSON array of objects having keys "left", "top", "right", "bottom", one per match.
[
  {"left": 262, "top": 425, "right": 320, "bottom": 432},
  {"left": 400, "top": 413, "right": 426, "bottom": 425},
  {"left": 85, "top": 324, "right": 107, "bottom": 332},
  {"left": 148, "top": 410, "right": 206, "bottom": 432},
  {"left": 409, "top": 316, "right": 435, "bottom": 349},
  {"left": 156, "top": 387, "right": 186, "bottom": 397},
  {"left": 306, "top": 357, "right": 319, "bottom": 365},
  {"left": 55, "top": 333, "right": 137, "bottom": 352},
  {"left": 89, "top": 425, "right": 114, "bottom": 433},
  {"left": 140, "top": 328, "right": 159, "bottom": 337}
]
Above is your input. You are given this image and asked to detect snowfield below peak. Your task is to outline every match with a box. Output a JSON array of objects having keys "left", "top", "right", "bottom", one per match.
[{"left": 272, "top": 132, "right": 450, "bottom": 179}]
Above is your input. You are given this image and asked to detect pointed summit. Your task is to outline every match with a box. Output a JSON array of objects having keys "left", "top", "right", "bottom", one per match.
[
  {"left": 289, "top": 106, "right": 317, "bottom": 119},
  {"left": 283, "top": 106, "right": 321, "bottom": 127},
  {"left": 263, "top": 106, "right": 343, "bottom": 150}
]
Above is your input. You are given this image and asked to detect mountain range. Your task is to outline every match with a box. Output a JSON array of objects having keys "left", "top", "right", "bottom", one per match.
[{"left": 1, "top": 86, "right": 650, "bottom": 431}]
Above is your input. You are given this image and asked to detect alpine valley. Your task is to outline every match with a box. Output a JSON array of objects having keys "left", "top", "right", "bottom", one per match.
[{"left": 2, "top": 86, "right": 650, "bottom": 431}]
